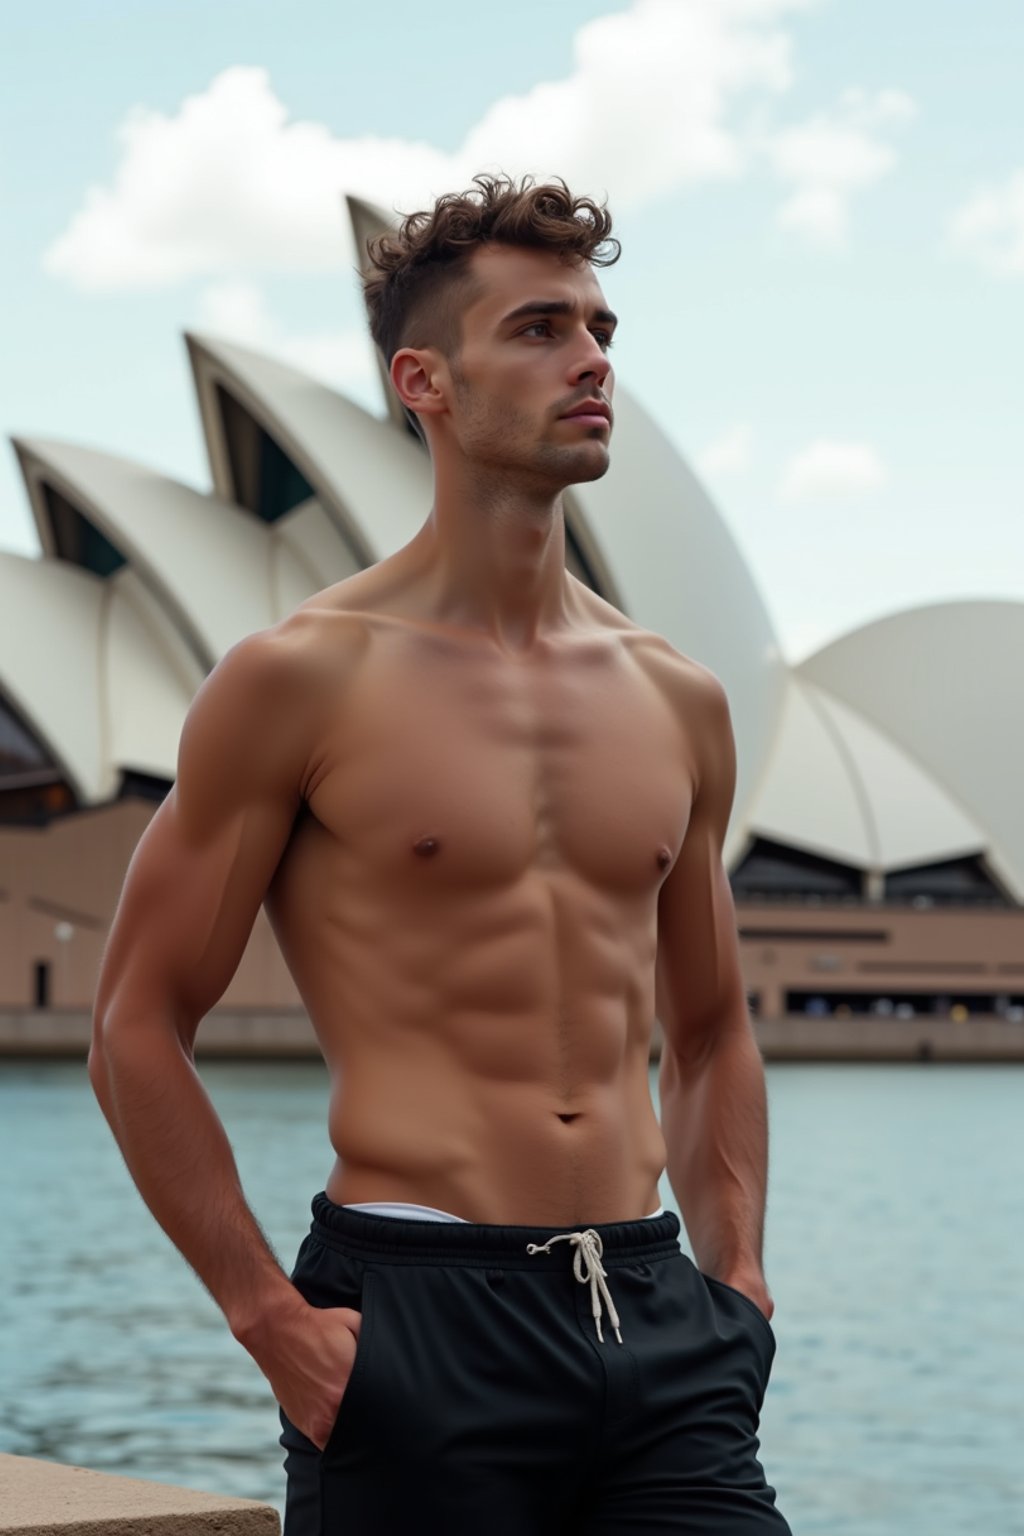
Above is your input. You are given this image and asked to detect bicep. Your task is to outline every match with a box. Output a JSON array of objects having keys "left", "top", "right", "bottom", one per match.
[
  {"left": 94, "top": 630, "right": 310, "bottom": 1047},
  {"left": 655, "top": 670, "right": 747, "bottom": 1065}
]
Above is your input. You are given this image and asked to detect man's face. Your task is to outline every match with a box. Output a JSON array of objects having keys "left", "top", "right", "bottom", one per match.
[{"left": 442, "top": 243, "right": 617, "bottom": 487}]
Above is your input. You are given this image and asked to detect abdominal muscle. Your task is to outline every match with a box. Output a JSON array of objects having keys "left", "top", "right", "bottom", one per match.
[
  {"left": 266, "top": 846, "right": 670, "bottom": 1227},
  {"left": 320, "top": 1030, "right": 668, "bottom": 1227},
  {"left": 261, "top": 599, "right": 689, "bottom": 1228}
]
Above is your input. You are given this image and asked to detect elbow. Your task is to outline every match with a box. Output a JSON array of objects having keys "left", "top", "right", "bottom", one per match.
[
  {"left": 89, "top": 998, "right": 199, "bottom": 1078},
  {"left": 659, "top": 1014, "right": 719, "bottom": 1081},
  {"left": 86, "top": 1005, "right": 140, "bottom": 1104},
  {"left": 87, "top": 1014, "right": 113, "bottom": 1107},
  {"left": 661, "top": 994, "right": 755, "bottom": 1079}
]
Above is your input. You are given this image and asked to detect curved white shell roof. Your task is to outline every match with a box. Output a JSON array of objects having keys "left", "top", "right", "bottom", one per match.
[
  {"left": 795, "top": 600, "right": 1024, "bottom": 898},
  {"left": 15, "top": 436, "right": 299, "bottom": 666},
  {"left": 187, "top": 330, "right": 429, "bottom": 563},
  {"left": 0, "top": 553, "right": 201, "bottom": 800},
  {"left": 748, "top": 671, "right": 987, "bottom": 871},
  {"left": 3, "top": 198, "right": 1020, "bottom": 906}
]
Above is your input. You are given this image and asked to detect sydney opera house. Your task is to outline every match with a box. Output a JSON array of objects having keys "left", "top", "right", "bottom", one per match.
[{"left": 2, "top": 196, "right": 1022, "bottom": 1059}]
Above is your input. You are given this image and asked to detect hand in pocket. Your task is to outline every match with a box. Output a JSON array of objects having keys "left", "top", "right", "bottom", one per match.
[{"left": 255, "top": 1299, "right": 364, "bottom": 1451}]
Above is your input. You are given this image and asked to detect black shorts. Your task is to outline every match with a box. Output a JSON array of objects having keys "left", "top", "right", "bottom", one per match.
[{"left": 278, "top": 1193, "right": 792, "bottom": 1534}]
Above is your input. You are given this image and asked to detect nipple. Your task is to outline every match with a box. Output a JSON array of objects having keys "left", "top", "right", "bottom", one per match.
[
  {"left": 656, "top": 846, "right": 672, "bottom": 871},
  {"left": 413, "top": 835, "right": 440, "bottom": 857}
]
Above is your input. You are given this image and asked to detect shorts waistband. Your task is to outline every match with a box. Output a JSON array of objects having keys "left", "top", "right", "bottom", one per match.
[{"left": 309, "top": 1190, "right": 682, "bottom": 1269}]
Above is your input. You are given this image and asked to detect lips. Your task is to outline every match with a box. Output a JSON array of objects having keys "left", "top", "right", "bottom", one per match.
[{"left": 560, "top": 401, "right": 611, "bottom": 424}]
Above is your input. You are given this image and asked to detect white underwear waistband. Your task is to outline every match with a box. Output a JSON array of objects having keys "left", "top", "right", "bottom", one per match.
[{"left": 343, "top": 1200, "right": 666, "bottom": 1223}]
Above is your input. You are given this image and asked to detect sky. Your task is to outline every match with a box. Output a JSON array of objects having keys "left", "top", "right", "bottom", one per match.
[{"left": 2, "top": 0, "right": 1022, "bottom": 664}]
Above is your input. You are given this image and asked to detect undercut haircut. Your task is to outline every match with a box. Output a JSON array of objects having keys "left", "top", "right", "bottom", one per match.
[{"left": 360, "top": 172, "right": 621, "bottom": 395}]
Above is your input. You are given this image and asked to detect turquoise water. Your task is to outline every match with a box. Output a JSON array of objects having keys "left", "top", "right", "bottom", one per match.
[{"left": 1, "top": 1059, "right": 1022, "bottom": 1533}]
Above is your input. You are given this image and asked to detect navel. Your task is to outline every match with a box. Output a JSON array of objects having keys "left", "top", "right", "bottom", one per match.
[
  {"left": 413, "top": 835, "right": 440, "bottom": 858},
  {"left": 656, "top": 846, "right": 672, "bottom": 871}
]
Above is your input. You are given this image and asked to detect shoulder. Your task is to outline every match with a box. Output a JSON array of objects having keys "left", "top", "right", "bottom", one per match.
[
  {"left": 621, "top": 626, "right": 730, "bottom": 719},
  {"left": 207, "top": 602, "right": 369, "bottom": 698},
  {"left": 618, "top": 629, "right": 734, "bottom": 805},
  {"left": 177, "top": 606, "right": 368, "bottom": 799},
  {"left": 571, "top": 577, "right": 730, "bottom": 732}
]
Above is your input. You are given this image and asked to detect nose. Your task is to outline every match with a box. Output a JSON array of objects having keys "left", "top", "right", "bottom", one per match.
[{"left": 567, "top": 332, "right": 613, "bottom": 393}]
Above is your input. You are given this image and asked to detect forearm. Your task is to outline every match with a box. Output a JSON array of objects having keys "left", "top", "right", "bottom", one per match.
[
  {"left": 659, "top": 1012, "right": 769, "bottom": 1279},
  {"left": 89, "top": 1015, "right": 299, "bottom": 1340}
]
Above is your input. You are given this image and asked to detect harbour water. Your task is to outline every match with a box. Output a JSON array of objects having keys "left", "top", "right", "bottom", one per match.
[{"left": 1, "top": 1058, "right": 1022, "bottom": 1534}]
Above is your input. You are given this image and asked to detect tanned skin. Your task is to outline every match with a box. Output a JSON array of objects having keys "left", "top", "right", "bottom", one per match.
[{"left": 89, "top": 242, "right": 774, "bottom": 1454}]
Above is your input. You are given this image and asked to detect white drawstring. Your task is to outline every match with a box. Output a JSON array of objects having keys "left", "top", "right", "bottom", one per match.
[{"left": 526, "top": 1228, "right": 623, "bottom": 1344}]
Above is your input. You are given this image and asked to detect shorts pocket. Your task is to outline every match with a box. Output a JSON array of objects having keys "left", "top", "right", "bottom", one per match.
[
  {"left": 322, "top": 1269, "right": 379, "bottom": 1460},
  {"left": 700, "top": 1271, "right": 777, "bottom": 1351}
]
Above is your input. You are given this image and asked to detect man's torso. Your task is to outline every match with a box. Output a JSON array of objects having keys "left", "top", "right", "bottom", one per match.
[{"left": 263, "top": 565, "right": 699, "bottom": 1225}]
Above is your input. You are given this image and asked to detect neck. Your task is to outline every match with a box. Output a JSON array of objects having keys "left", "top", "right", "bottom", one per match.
[{"left": 403, "top": 453, "right": 577, "bottom": 653}]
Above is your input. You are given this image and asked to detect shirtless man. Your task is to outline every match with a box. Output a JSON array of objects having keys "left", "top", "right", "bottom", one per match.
[{"left": 89, "top": 174, "right": 791, "bottom": 1534}]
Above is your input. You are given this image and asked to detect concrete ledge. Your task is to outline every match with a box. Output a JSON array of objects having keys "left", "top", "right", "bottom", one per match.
[
  {"left": 2, "top": 1009, "right": 1024, "bottom": 1062},
  {"left": 0, "top": 1010, "right": 315, "bottom": 1059},
  {"left": 754, "top": 1014, "right": 1024, "bottom": 1061},
  {"left": 0, "top": 1453, "right": 280, "bottom": 1534}
]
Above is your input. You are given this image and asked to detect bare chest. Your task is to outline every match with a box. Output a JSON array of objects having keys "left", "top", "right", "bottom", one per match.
[{"left": 302, "top": 630, "right": 694, "bottom": 896}]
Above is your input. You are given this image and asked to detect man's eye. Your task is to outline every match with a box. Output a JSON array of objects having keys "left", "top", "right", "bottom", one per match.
[{"left": 521, "top": 322, "right": 614, "bottom": 350}]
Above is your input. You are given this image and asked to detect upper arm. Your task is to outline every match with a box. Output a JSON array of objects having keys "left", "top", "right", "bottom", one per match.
[
  {"left": 93, "top": 620, "right": 319, "bottom": 1052},
  {"left": 655, "top": 664, "right": 748, "bottom": 1067}
]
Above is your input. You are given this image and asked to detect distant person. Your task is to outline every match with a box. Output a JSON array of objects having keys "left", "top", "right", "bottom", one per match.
[{"left": 89, "top": 172, "right": 791, "bottom": 1534}]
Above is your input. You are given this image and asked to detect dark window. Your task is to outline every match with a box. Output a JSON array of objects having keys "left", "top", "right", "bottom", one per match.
[
  {"left": 44, "top": 483, "right": 127, "bottom": 577},
  {"left": 739, "top": 926, "right": 889, "bottom": 943},
  {"left": 0, "top": 695, "right": 51, "bottom": 778},
  {"left": 784, "top": 988, "right": 1001, "bottom": 1018},
  {"left": 119, "top": 770, "right": 172, "bottom": 803},
  {"left": 731, "top": 836, "right": 863, "bottom": 902},
  {"left": 34, "top": 961, "right": 50, "bottom": 1008},
  {"left": 884, "top": 855, "right": 1010, "bottom": 908},
  {"left": 0, "top": 696, "right": 74, "bottom": 825},
  {"left": 217, "top": 385, "right": 316, "bottom": 523}
]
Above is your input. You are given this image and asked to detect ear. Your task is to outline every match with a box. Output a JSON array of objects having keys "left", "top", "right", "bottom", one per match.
[{"left": 390, "top": 347, "right": 448, "bottom": 428}]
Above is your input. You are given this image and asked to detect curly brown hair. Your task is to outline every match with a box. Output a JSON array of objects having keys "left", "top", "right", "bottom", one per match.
[{"left": 360, "top": 172, "right": 621, "bottom": 372}]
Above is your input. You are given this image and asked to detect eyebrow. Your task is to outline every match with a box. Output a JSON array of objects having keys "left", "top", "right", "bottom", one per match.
[{"left": 498, "top": 299, "right": 619, "bottom": 330}]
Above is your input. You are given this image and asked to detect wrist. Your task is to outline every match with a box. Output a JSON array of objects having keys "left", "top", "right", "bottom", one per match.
[
  {"left": 717, "top": 1262, "right": 774, "bottom": 1322},
  {"left": 229, "top": 1278, "right": 307, "bottom": 1353},
  {"left": 700, "top": 1245, "right": 762, "bottom": 1284}
]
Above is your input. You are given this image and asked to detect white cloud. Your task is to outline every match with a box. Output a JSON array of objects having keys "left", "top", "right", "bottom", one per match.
[
  {"left": 44, "top": 0, "right": 819, "bottom": 291},
  {"left": 777, "top": 439, "right": 888, "bottom": 502},
  {"left": 766, "top": 86, "right": 916, "bottom": 245},
  {"left": 463, "top": 0, "right": 813, "bottom": 209},
  {"left": 44, "top": 69, "right": 451, "bottom": 289},
  {"left": 196, "top": 280, "right": 380, "bottom": 400},
  {"left": 947, "top": 169, "right": 1024, "bottom": 276},
  {"left": 698, "top": 423, "right": 753, "bottom": 476}
]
